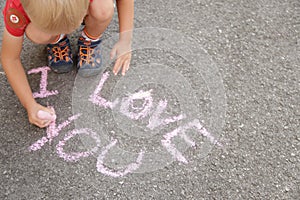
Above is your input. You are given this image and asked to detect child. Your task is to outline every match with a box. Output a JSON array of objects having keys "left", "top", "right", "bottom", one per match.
[{"left": 1, "top": 0, "right": 134, "bottom": 128}]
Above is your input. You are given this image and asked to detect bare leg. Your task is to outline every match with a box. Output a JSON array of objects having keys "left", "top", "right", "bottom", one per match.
[{"left": 84, "top": 0, "right": 114, "bottom": 38}]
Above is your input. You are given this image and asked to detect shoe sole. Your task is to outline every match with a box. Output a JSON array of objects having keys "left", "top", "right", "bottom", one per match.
[
  {"left": 50, "top": 65, "right": 74, "bottom": 74},
  {"left": 77, "top": 67, "right": 102, "bottom": 77}
]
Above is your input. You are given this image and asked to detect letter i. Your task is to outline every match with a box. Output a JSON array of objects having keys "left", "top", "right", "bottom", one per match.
[{"left": 27, "top": 66, "right": 58, "bottom": 98}]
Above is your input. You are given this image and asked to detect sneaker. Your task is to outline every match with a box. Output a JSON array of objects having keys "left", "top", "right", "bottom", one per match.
[
  {"left": 47, "top": 37, "right": 74, "bottom": 73},
  {"left": 77, "top": 36, "right": 102, "bottom": 77}
]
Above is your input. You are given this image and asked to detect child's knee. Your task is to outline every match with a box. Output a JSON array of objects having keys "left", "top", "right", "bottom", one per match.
[{"left": 90, "top": 0, "right": 114, "bottom": 21}]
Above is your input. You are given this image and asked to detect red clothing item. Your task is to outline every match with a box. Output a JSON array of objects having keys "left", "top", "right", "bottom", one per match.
[
  {"left": 2, "top": 0, "right": 30, "bottom": 37},
  {"left": 2, "top": 0, "right": 93, "bottom": 37}
]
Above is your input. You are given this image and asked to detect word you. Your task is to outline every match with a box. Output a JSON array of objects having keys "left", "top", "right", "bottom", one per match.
[{"left": 28, "top": 66, "right": 221, "bottom": 177}]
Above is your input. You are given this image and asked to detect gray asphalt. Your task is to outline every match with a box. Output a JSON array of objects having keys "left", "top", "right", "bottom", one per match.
[{"left": 0, "top": 0, "right": 299, "bottom": 199}]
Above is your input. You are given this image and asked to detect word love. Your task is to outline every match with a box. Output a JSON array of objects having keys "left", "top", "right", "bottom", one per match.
[
  {"left": 27, "top": 66, "right": 221, "bottom": 177},
  {"left": 89, "top": 72, "right": 187, "bottom": 130},
  {"left": 90, "top": 72, "right": 222, "bottom": 163}
]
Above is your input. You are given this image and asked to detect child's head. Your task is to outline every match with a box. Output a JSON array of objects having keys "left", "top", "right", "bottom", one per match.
[{"left": 21, "top": 0, "right": 89, "bottom": 34}]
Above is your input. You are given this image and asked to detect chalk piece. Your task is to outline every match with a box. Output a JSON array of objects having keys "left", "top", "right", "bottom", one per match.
[{"left": 37, "top": 110, "right": 56, "bottom": 121}]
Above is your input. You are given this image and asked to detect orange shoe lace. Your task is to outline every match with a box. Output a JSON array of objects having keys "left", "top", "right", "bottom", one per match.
[
  {"left": 78, "top": 42, "right": 101, "bottom": 68},
  {"left": 51, "top": 45, "right": 71, "bottom": 63}
]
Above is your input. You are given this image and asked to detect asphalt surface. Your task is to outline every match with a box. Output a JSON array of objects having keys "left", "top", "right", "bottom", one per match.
[{"left": 0, "top": 0, "right": 299, "bottom": 199}]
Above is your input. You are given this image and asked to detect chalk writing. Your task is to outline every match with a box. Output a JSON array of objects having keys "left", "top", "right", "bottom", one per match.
[
  {"left": 27, "top": 66, "right": 58, "bottom": 98},
  {"left": 89, "top": 72, "right": 186, "bottom": 130},
  {"left": 56, "top": 128, "right": 101, "bottom": 162},
  {"left": 119, "top": 90, "right": 153, "bottom": 120},
  {"left": 89, "top": 72, "right": 221, "bottom": 164},
  {"left": 28, "top": 67, "right": 221, "bottom": 177},
  {"left": 96, "top": 139, "right": 144, "bottom": 177},
  {"left": 29, "top": 114, "right": 81, "bottom": 151},
  {"left": 161, "top": 119, "right": 221, "bottom": 163},
  {"left": 147, "top": 99, "right": 186, "bottom": 130},
  {"left": 89, "top": 72, "right": 119, "bottom": 109}
]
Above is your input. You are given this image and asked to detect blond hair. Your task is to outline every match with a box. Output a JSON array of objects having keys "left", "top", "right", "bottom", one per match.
[{"left": 21, "top": 0, "right": 89, "bottom": 34}]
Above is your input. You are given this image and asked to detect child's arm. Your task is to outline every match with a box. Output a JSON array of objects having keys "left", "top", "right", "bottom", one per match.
[
  {"left": 1, "top": 28, "right": 54, "bottom": 128},
  {"left": 111, "top": 0, "right": 134, "bottom": 76},
  {"left": 116, "top": 0, "right": 134, "bottom": 34}
]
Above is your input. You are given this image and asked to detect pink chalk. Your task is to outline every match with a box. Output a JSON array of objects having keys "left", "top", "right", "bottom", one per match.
[
  {"left": 161, "top": 119, "right": 221, "bottom": 164},
  {"left": 27, "top": 66, "right": 59, "bottom": 99},
  {"left": 37, "top": 110, "right": 56, "bottom": 122},
  {"left": 56, "top": 128, "right": 101, "bottom": 162},
  {"left": 29, "top": 113, "right": 81, "bottom": 151},
  {"left": 120, "top": 90, "right": 153, "bottom": 120},
  {"left": 96, "top": 139, "right": 144, "bottom": 177},
  {"left": 147, "top": 99, "right": 186, "bottom": 130},
  {"left": 89, "top": 72, "right": 119, "bottom": 109}
]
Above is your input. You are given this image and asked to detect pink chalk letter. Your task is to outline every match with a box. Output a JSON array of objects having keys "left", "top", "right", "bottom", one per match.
[
  {"left": 147, "top": 99, "right": 186, "bottom": 130},
  {"left": 120, "top": 90, "right": 153, "bottom": 120},
  {"left": 56, "top": 128, "right": 101, "bottom": 162},
  {"left": 96, "top": 139, "right": 144, "bottom": 177},
  {"left": 29, "top": 113, "right": 81, "bottom": 151},
  {"left": 89, "top": 72, "right": 119, "bottom": 109},
  {"left": 161, "top": 119, "right": 221, "bottom": 163},
  {"left": 27, "top": 66, "right": 58, "bottom": 98}
]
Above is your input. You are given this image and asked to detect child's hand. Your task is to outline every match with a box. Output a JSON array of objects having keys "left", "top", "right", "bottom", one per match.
[
  {"left": 110, "top": 38, "right": 132, "bottom": 76},
  {"left": 26, "top": 102, "right": 56, "bottom": 128}
]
